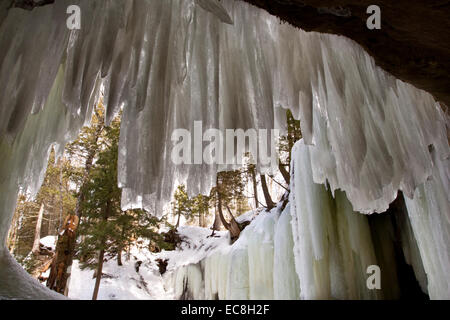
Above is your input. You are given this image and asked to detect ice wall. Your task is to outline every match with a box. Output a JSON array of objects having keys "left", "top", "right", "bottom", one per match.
[
  {"left": 290, "top": 140, "right": 449, "bottom": 299},
  {"left": 403, "top": 147, "right": 450, "bottom": 299},
  {"left": 0, "top": 0, "right": 448, "bottom": 299},
  {"left": 170, "top": 197, "right": 392, "bottom": 300},
  {"left": 290, "top": 141, "right": 384, "bottom": 299}
]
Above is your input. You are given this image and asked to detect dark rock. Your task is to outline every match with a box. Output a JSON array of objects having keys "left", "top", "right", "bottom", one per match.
[{"left": 243, "top": 0, "right": 450, "bottom": 106}]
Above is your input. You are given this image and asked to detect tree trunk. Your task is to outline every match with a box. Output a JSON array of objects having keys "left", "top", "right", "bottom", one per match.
[
  {"left": 278, "top": 162, "right": 290, "bottom": 186},
  {"left": 117, "top": 249, "right": 122, "bottom": 266},
  {"left": 92, "top": 248, "right": 105, "bottom": 300},
  {"left": 217, "top": 195, "right": 231, "bottom": 231},
  {"left": 225, "top": 205, "right": 241, "bottom": 241},
  {"left": 32, "top": 203, "right": 45, "bottom": 255},
  {"left": 199, "top": 209, "right": 205, "bottom": 228},
  {"left": 46, "top": 214, "right": 79, "bottom": 294},
  {"left": 210, "top": 207, "right": 221, "bottom": 236},
  {"left": 217, "top": 193, "right": 241, "bottom": 242},
  {"left": 117, "top": 225, "right": 124, "bottom": 266},
  {"left": 175, "top": 211, "right": 181, "bottom": 229},
  {"left": 47, "top": 110, "right": 103, "bottom": 295},
  {"left": 250, "top": 166, "right": 259, "bottom": 209},
  {"left": 260, "top": 174, "right": 275, "bottom": 210},
  {"left": 92, "top": 199, "right": 111, "bottom": 300},
  {"left": 58, "top": 159, "right": 64, "bottom": 230}
]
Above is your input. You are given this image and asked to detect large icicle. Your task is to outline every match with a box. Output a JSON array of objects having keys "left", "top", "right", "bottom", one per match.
[
  {"left": 2, "top": 0, "right": 447, "bottom": 218},
  {"left": 403, "top": 147, "right": 450, "bottom": 299},
  {"left": 289, "top": 140, "right": 383, "bottom": 299}
]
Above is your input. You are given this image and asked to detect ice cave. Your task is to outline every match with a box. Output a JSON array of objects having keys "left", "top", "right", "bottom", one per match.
[{"left": 0, "top": 0, "right": 448, "bottom": 300}]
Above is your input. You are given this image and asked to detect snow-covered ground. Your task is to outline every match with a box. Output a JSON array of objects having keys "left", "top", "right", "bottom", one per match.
[
  {"left": 68, "top": 251, "right": 172, "bottom": 300},
  {"left": 66, "top": 221, "right": 248, "bottom": 300}
]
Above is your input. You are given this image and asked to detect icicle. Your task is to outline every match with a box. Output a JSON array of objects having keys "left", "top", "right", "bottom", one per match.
[
  {"left": 403, "top": 148, "right": 450, "bottom": 299},
  {"left": 195, "top": 0, "right": 233, "bottom": 25},
  {"left": 289, "top": 140, "right": 382, "bottom": 299},
  {"left": 273, "top": 204, "right": 300, "bottom": 299}
]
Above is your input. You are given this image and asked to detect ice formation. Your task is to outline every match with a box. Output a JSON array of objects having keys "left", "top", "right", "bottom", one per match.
[
  {"left": 168, "top": 193, "right": 392, "bottom": 300},
  {"left": 168, "top": 139, "right": 447, "bottom": 300},
  {"left": 0, "top": 0, "right": 448, "bottom": 299},
  {"left": 403, "top": 147, "right": 450, "bottom": 299},
  {"left": 169, "top": 207, "right": 295, "bottom": 300}
]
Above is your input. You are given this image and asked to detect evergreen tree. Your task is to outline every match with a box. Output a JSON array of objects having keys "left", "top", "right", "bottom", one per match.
[
  {"left": 76, "top": 112, "right": 121, "bottom": 299},
  {"left": 190, "top": 194, "right": 210, "bottom": 227},
  {"left": 172, "top": 185, "right": 193, "bottom": 229},
  {"left": 278, "top": 109, "right": 302, "bottom": 184}
]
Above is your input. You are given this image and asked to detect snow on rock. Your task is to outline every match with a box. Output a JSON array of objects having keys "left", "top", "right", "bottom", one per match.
[
  {"left": 39, "top": 236, "right": 56, "bottom": 251},
  {"left": 160, "top": 226, "right": 230, "bottom": 272}
]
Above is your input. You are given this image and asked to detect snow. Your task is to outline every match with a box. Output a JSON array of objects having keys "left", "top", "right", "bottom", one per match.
[
  {"left": 40, "top": 236, "right": 56, "bottom": 251},
  {"left": 0, "top": 0, "right": 448, "bottom": 300},
  {"left": 68, "top": 247, "right": 172, "bottom": 300},
  {"left": 67, "top": 226, "right": 231, "bottom": 300},
  {"left": 160, "top": 226, "right": 230, "bottom": 272},
  {"left": 0, "top": 248, "right": 65, "bottom": 300}
]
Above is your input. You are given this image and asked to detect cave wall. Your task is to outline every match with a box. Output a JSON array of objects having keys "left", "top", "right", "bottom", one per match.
[{"left": 242, "top": 0, "right": 450, "bottom": 107}]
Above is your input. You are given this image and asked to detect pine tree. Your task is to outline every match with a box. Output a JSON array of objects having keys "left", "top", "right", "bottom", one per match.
[
  {"left": 172, "top": 185, "right": 193, "bottom": 229},
  {"left": 278, "top": 109, "right": 302, "bottom": 184},
  {"left": 191, "top": 194, "right": 210, "bottom": 227},
  {"left": 76, "top": 112, "right": 121, "bottom": 300}
]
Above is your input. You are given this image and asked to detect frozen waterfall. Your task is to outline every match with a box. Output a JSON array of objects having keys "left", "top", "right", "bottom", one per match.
[
  {"left": 167, "top": 139, "right": 448, "bottom": 300},
  {"left": 0, "top": 0, "right": 448, "bottom": 299}
]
